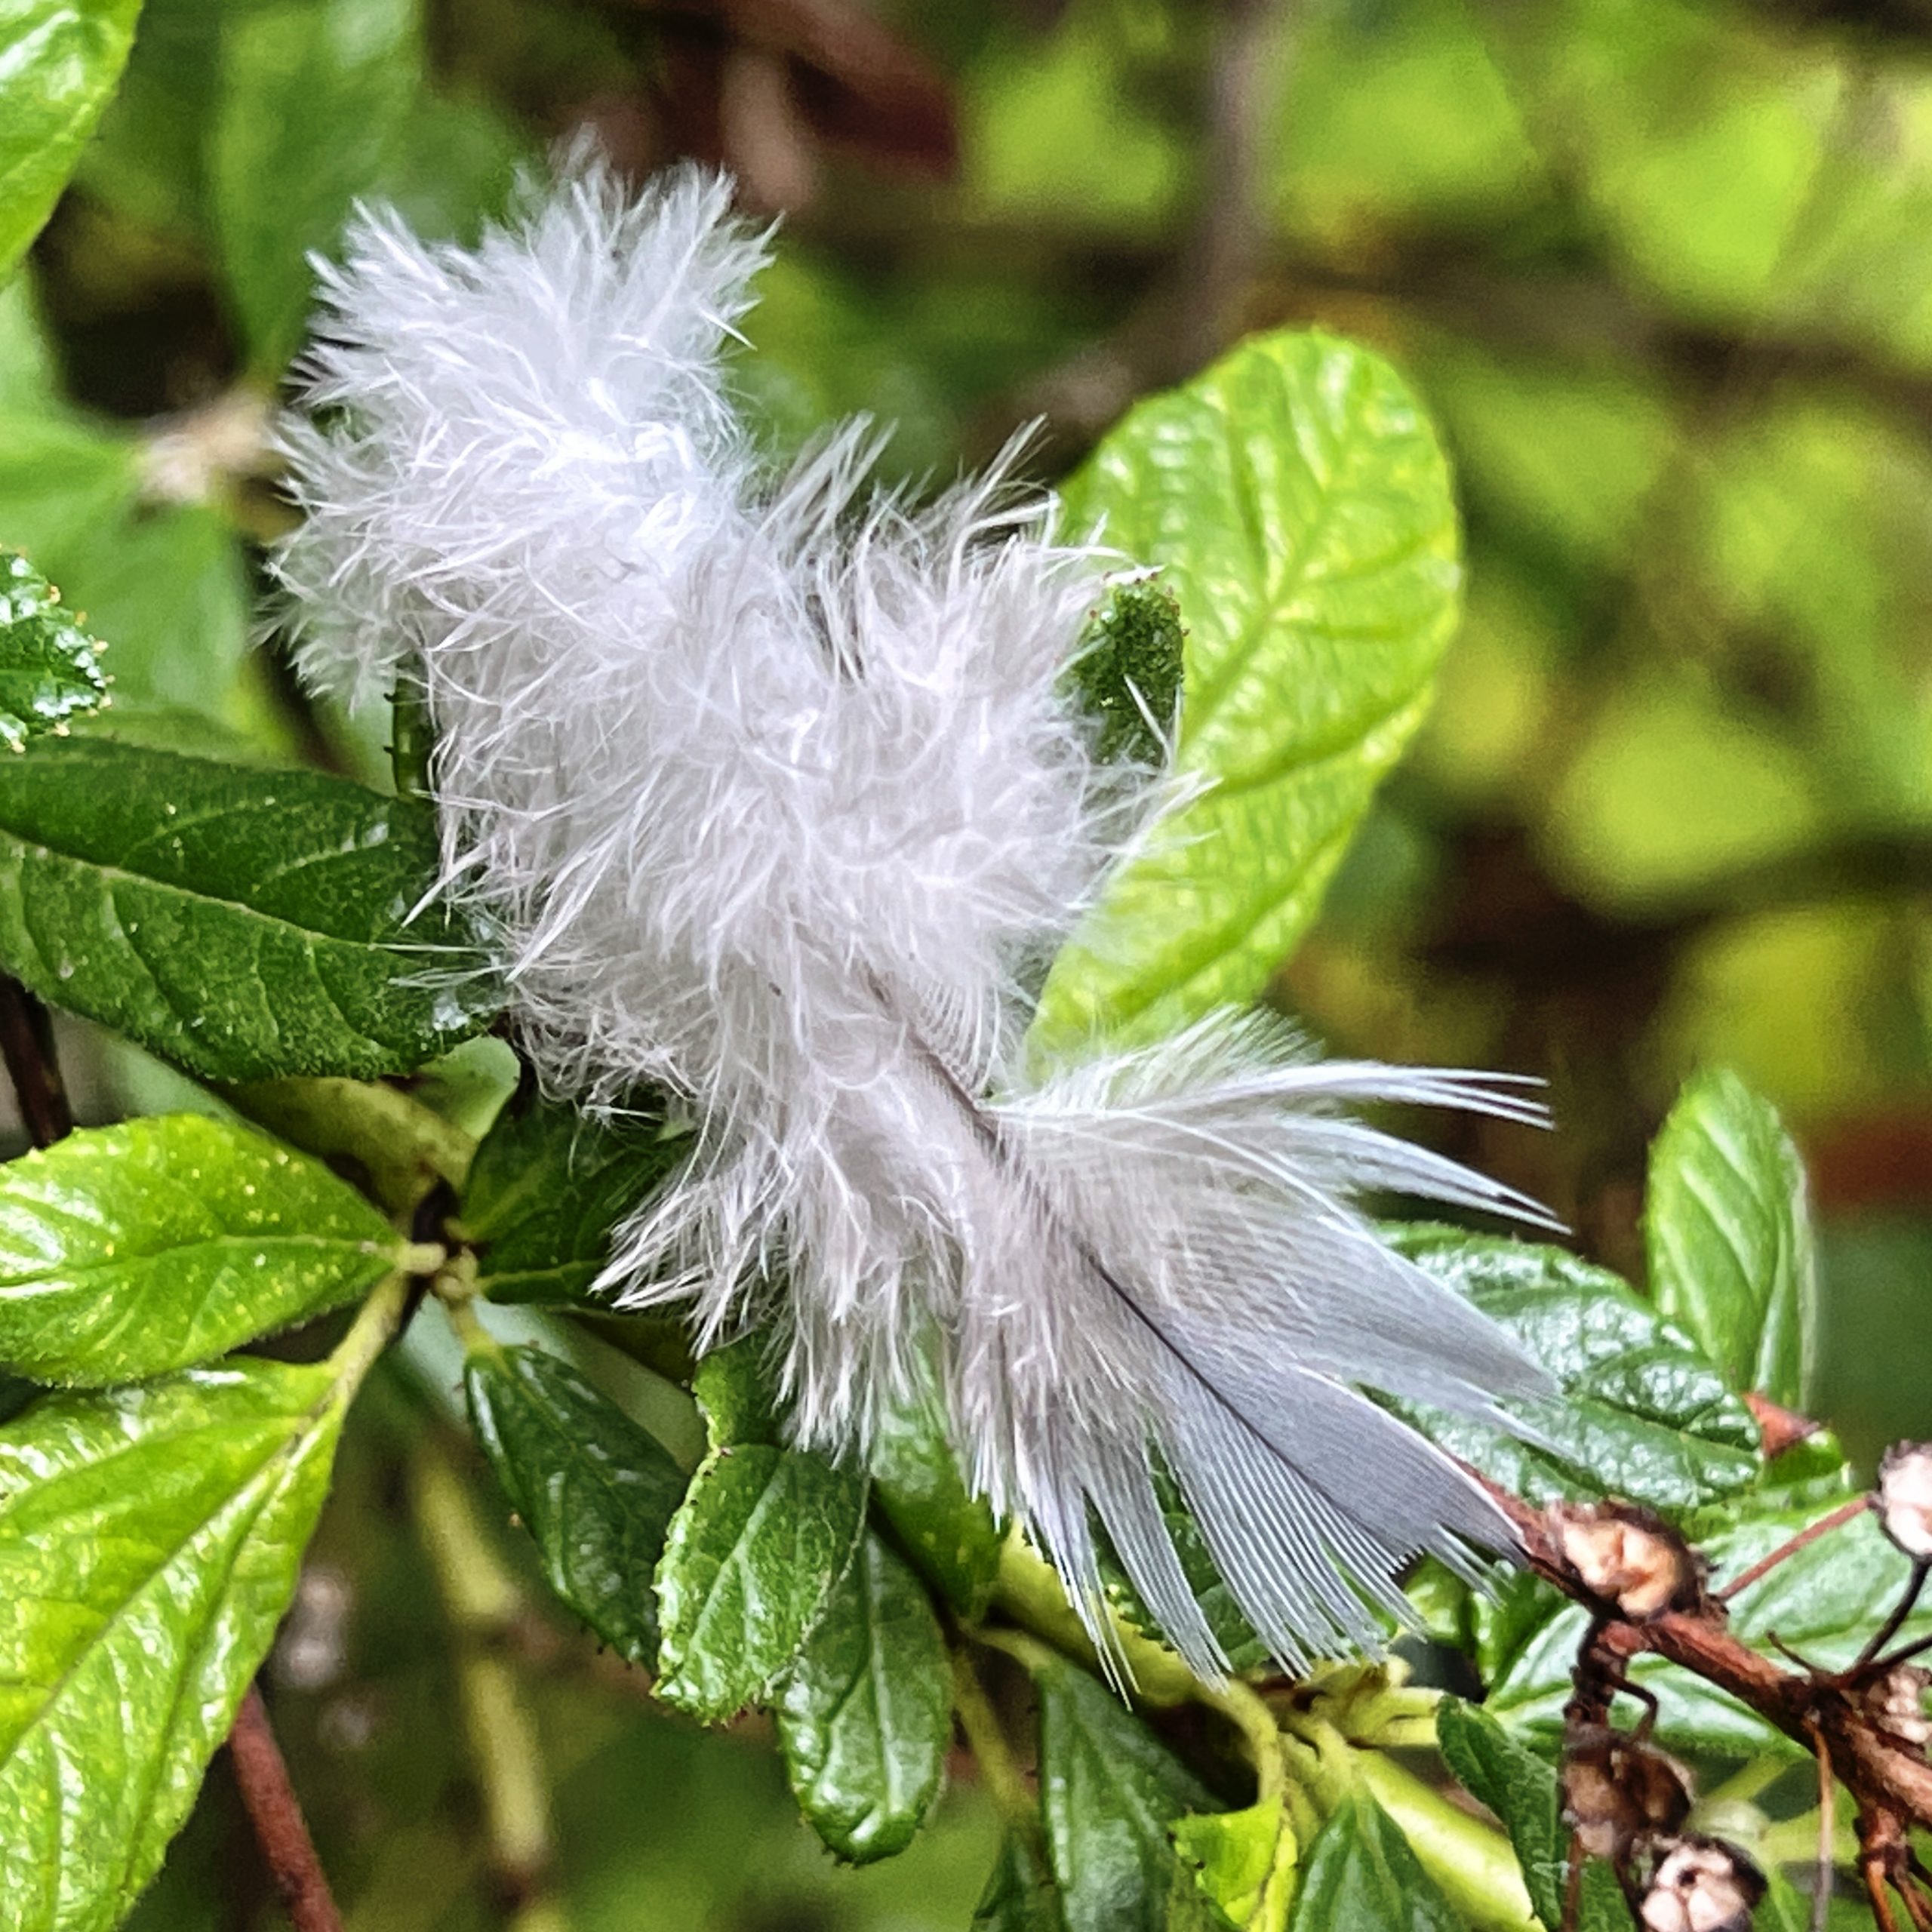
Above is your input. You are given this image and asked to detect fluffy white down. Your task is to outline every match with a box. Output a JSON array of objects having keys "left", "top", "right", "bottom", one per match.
[{"left": 275, "top": 158, "right": 1552, "bottom": 1677}]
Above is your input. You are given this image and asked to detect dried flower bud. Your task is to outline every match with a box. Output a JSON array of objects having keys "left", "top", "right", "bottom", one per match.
[
  {"left": 1638, "top": 1838, "right": 1764, "bottom": 1932},
  {"left": 1876, "top": 1442, "right": 1932, "bottom": 1559},
  {"left": 1866, "top": 1663, "right": 1932, "bottom": 1751},
  {"left": 1555, "top": 1503, "right": 1702, "bottom": 1620},
  {"left": 1561, "top": 1726, "right": 1693, "bottom": 1862}
]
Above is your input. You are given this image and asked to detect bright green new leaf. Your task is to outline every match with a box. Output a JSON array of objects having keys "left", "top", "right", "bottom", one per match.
[
  {"left": 0, "top": 0, "right": 144, "bottom": 283},
  {"left": 463, "top": 1093, "right": 691, "bottom": 1304},
  {"left": 0, "top": 551, "right": 106, "bottom": 750},
  {"left": 0, "top": 1358, "right": 346, "bottom": 1931},
  {"left": 209, "top": 0, "right": 420, "bottom": 371},
  {"left": 0, "top": 1113, "right": 405, "bottom": 1386},
  {"left": 1286, "top": 1792, "right": 1461, "bottom": 1932},
  {"left": 1173, "top": 1801, "right": 1297, "bottom": 1932},
  {"left": 1645, "top": 1067, "right": 1817, "bottom": 1411},
  {"left": 465, "top": 1343, "right": 688, "bottom": 1667},
  {"left": 1033, "top": 330, "right": 1461, "bottom": 1054},
  {"left": 776, "top": 1532, "right": 952, "bottom": 1863},
  {"left": 0, "top": 739, "right": 499, "bottom": 1080},
  {"left": 1034, "top": 1651, "right": 1215, "bottom": 1932},
  {"left": 653, "top": 1440, "right": 867, "bottom": 1721},
  {"left": 1436, "top": 1699, "right": 1624, "bottom": 1932},
  {"left": 1485, "top": 1503, "right": 1932, "bottom": 1755}
]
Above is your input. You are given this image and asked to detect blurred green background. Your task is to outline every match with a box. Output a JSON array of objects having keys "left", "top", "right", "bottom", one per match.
[{"left": 11, "top": 0, "right": 1932, "bottom": 1924}]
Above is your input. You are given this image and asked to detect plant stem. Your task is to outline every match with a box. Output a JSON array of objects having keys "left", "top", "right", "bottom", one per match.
[
  {"left": 1194, "top": 1674, "right": 1288, "bottom": 1806},
  {"left": 227, "top": 1685, "right": 344, "bottom": 1932},
  {"left": 1716, "top": 1494, "right": 1871, "bottom": 1601},
  {"left": 952, "top": 1645, "right": 1046, "bottom": 1860},
  {"left": 1354, "top": 1751, "right": 1537, "bottom": 1932},
  {"left": 327, "top": 1271, "right": 418, "bottom": 1394}
]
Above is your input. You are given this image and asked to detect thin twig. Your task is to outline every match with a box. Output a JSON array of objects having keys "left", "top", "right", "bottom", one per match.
[
  {"left": 226, "top": 1687, "right": 346, "bottom": 1932},
  {"left": 0, "top": 976, "right": 70, "bottom": 1146},
  {"left": 1854, "top": 1561, "right": 1932, "bottom": 1675},
  {"left": 1811, "top": 1724, "right": 1835, "bottom": 1932},
  {"left": 1717, "top": 1495, "right": 1872, "bottom": 1601}
]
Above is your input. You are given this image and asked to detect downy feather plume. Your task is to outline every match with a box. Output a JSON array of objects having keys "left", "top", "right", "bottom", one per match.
[{"left": 274, "top": 158, "right": 1553, "bottom": 1678}]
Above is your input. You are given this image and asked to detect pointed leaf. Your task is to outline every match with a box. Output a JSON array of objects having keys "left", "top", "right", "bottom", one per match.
[
  {"left": 464, "top": 1343, "right": 687, "bottom": 1666},
  {"left": 869, "top": 1361, "right": 1001, "bottom": 1619},
  {"left": 1035, "top": 1653, "right": 1215, "bottom": 1932},
  {"left": 0, "top": 551, "right": 107, "bottom": 750},
  {"left": 0, "top": 1113, "right": 406, "bottom": 1386},
  {"left": 776, "top": 1531, "right": 952, "bottom": 1863},
  {"left": 1035, "top": 330, "right": 1460, "bottom": 1054},
  {"left": 0, "top": 0, "right": 144, "bottom": 282},
  {"left": 0, "top": 1359, "right": 346, "bottom": 1931},
  {"left": 1645, "top": 1068, "right": 1817, "bottom": 1411},
  {"left": 0, "top": 739, "right": 498, "bottom": 1079},
  {"left": 1286, "top": 1791, "right": 1461, "bottom": 1932},
  {"left": 653, "top": 1441, "right": 866, "bottom": 1721},
  {"left": 972, "top": 1835, "right": 1063, "bottom": 1931},
  {"left": 1172, "top": 1801, "right": 1296, "bottom": 1932}
]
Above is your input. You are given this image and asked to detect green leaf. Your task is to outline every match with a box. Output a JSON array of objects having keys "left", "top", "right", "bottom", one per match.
[
  {"left": 1033, "top": 331, "right": 1460, "bottom": 1055},
  {"left": 0, "top": 1358, "right": 346, "bottom": 1931},
  {"left": 464, "top": 1343, "right": 687, "bottom": 1667},
  {"left": 869, "top": 1359, "right": 1001, "bottom": 1619},
  {"left": 1645, "top": 1068, "right": 1818, "bottom": 1411},
  {"left": 0, "top": 1113, "right": 405, "bottom": 1386},
  {"left": 653, "top": 1440, "right": 867, "bottom": 1721},
  {"left": 1386, "top": 1226, "right": 1762, "bottom": 1517},
  {"left": 1034, "top": 1651, "right": 1215, "bottom": 1932},
  {"left": 209, "top": 0, "right": 420, "bottom": 371},
  {"left": 1487, "top": 1503, "right": 1932, "bottom": 1755},
  {"left": 0, "top": 0, "right": 144, "bottom": 282},
  {"left": 1064, "top": 578, "right": 1186, "bottom": 768},
  {"left": 0, "top": 738, "right": 499, "bottom": 1080},
  {"left": 972, "top": 1835, "right": 1063, "bottom": 1931},
  {"left": 0, "top": 552, "right": 107, "bottom": 750},
  {"left": 463, "top": 1093, "right": 690, "bottom": 1304},
  {"left": 691, "top": 1332, "right": 781, "bottom": 1448},
  {"left": 1172, "top": 1801, "right": 1297, "bottom": 1932},
  {"left": 1436, "top": 1699, "right": 1623, "bottom": 1932},
  {"left": 776, "top": 1531, "right": 951, "bottom": 1863},
  {"left": 1285, "top": 1791, "right": 1461, "bottom": 1932}
]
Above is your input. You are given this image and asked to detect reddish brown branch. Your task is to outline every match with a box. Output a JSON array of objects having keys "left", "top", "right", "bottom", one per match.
[
  {"left": 226, "top": 1687, "right": 344, "bottom": 1932},
  {"left": 0, "top": 976, "right": 71, "bottom": 1147}
]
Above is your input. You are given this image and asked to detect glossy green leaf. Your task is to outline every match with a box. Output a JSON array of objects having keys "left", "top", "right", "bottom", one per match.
[
  {"left": 1386, "top": 1226, "right": 1761, "bottom": 1517},
  {"left": 1486, "top": 1503, "right": 1932, "bottom": 1755},
  {"left": 1064, "top": 577, "right": 1186, "bottom": 768},
  {"left": 0, "top": 0, "right": 144, "bottom": 282},
  {"left": 1035, "top": 1651, "right": 1214, "bottom": 1932},
  {"left": 1285, "top": 1792, "right": 1461, "bottom": 1932},
  {"left": 0, "top": 1358, "right": 345, "bottom": 1931},
  {"left": 1172, "top": 1801, "right": 1296, "bottom": 1932},
  {"left": 653, "top": 1440, "right": 867, "bottom": 1721},
  {"left": 0, "top": 551, "right": 106, "bottom": 750},
  {"left": 0, "top": 739, "right": 498, "bottom": 1080},
  {"left": 869, "top": 1360, "right": 1001, "bottom": 1619},
  {"left": 776, "top": 1531, "right": 951, "bottom": 1863},
  {"left": 465, "top": 1343, "right": 687, "bottom": 1667},
  {"left": 209, "top": 0, "right": 420, "bottom": 371},
  {"left": 463, "top": 1093, "right": 691, "bottom": 1304},
  {"left": 971, "top": 1835, "right": 1062, "bottom": 1932},
  {"left": 1645, "top": 1067, "right": 1817, "bottom": 1411},
  {"left": 1033, "top": 331, "right": 1460, "bottom": 1054},
  {"left": 1436, "top": 1699, "right": 1623, "bottom": 1932},
  {"left": 691, "top": 1331, "right": 781, "bottom": 1448},
  {"left": 0, "top": 1113, "right": 405, "bottom": 1386}
]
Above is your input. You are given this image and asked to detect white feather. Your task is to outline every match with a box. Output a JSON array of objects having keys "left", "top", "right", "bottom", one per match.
[{"left": 274, "top": 156, "right": 1552, "bottom": 1679}]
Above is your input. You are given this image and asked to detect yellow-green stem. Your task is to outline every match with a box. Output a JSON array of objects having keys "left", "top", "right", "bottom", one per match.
[{"left": 952, "top": 1645, "right": 1047, "bottom": 1860}]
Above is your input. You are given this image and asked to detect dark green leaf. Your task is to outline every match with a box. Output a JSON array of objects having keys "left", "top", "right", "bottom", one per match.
[
  {"left": 691, "top": 1332, "right": 781, "bottom": 1447},
  {"left": 869, "top": 1361, "right": 1001, "bottom": 1619},
  {"left": 1486, "top": 1503, "right": 1932, "bottom": 1755},
  {"left": 464, "top": 1344, "right": 687, "bottom": 1667},
  {"left": 972, "top": 1835, "right": 1063, "bottom": 1932},
  {"left": 1285, "top": 1791, "right": 1461, "bottom": 1932},
  {"left": 210, "top": 0, "right": 420, "bottom": 371},
  {"left": 653, "top": 1441, "right": 867, "bottom": 1721},
  {"left": 1645, "top": 1067, "right": 1817, "bottom": 1411},
  {"left": 0, "top": 552, "right": 107, "bottom": 750},
  {"left": 1034, "top": 331, "right": 1460, "bottom": 1054},
  {"left": 0, "top": 1359, "right": 345, "bottom": 1931},
  {"left": 0, "top": 0, "right": 143, "bottom": 281},
  {"left": 0, "top": 739, "right": 499, "bottom": 1080},
  {"left": 0, "top": 1113, "right": 405, "bottom": 1386},
  {"left": 1386, "top": 1226, "right": 1761, "bottom": 1517},
  {"left": 1064, "top": 578, "right": 1185, "bottom": 768},
  {"left": 463, "top": 1093, "right": 691, "bottom": 1305},
  {"left": 776, "top": 1531, "right": 951, "bottom": 1863},
  {"left": 1034, "top": 1652, "right": 1215, "bottom": 1932},
  {"left": 1436, "top": 1699, "right": 1623, "bottom": 1932}
]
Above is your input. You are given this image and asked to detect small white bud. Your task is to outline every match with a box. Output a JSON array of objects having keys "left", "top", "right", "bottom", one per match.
[
  {"left": 1640, "top": 1839, "right": 1763, "bottom": 1932},
  {"left": 1555, "top": 1503, "right": 1699, "bottom": 1620},
  {"left": 1869, "top": 1663, "right": 1931, "bottom": 1751},
  {"left": 1877, "top": 1442, "right": 1932, "bottom": 1559}
]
